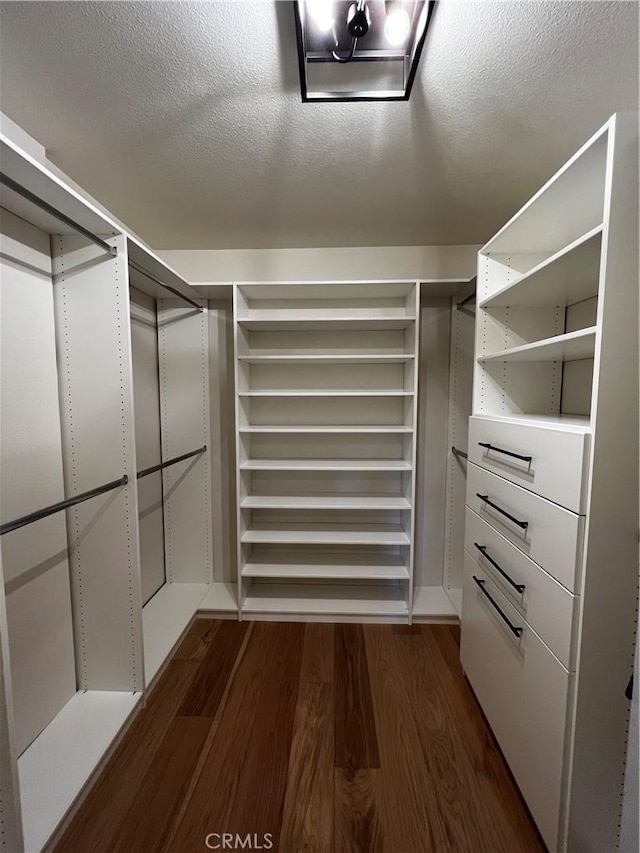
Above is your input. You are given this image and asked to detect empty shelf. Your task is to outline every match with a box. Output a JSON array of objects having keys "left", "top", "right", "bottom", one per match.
[
  {"left": 238, "top": 390, "right": 413, "bottom": 397},
  {"left": 240, "top": 495, "right": 411, "bottom": 510},
  {"left": 239, "top": 425, "right": 412, "bottom": 434},
  {"left": 241, "top": 582, "right": 409, "bottom": 617},
  {"left": 242, "top": 550, "right": 409, "bottom": 581},
  {"left": 238, "top": 354, "right": 415, "bottom": 364},
  {"left": 412, "top": 586, "right": 459, "bottom": 620},
  {"left": 471, "top": 412, "right": 592, "bottom": 432},
  {"left": 240, "top": 459, "right": 412, "bottom": 471},
  {"left": 238, "top": 315, "right": 415, "bottom": 331},
  {"left": 197, "top": 582, "right": 238, "bottom": 613},
  {"left": 480, "top": 225, "right": 603, "bottom": 309},
  {"left": 241, "top": 523, "right": 411, "bottom": 545},
  {"left": 143, "top": 582, "right": 210, "bottom": 683},
  {"left": 479, "top": 328, "right": 596, "bottom": 364},
  {"left": 18, "top": 690, "right": 142, "bottom": 853}
]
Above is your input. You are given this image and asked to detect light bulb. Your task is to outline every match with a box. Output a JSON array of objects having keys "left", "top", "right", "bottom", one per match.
[
  {"left": 384, "top": 7, "right": 410, "bottom": 46},
  {"left": 306, "top": 0, "right": 334, "bottom": 33}
]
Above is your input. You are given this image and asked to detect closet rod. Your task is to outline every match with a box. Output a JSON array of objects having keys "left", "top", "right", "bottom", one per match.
[
  {"left": 136, "top": 445, "right": 207, "bottom": 480},
  {"left": 128, "top": 258, "right": 202, "bottom": 312},
  {"left": 0, "top": 172, "right": 118, "bottom": 256},
  {"left": 0, "top": 475, "right": 128, "bottom": 536},
  {"left": 452, "top": 446, "right": 468, "bottom": 459}
]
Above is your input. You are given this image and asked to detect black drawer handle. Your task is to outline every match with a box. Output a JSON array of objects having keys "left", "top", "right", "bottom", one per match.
[
  {"left": 478, "top": 442, "right": 532, "bottom": 463},
  {"left": 474, "top": 543, "right": 526, "bottom": 593},
  {"left": 473, "top": 576, "right": 523, "bottom": 638},
  {"left": 476, "top": 494, "right": 529, "bottom": 529}
]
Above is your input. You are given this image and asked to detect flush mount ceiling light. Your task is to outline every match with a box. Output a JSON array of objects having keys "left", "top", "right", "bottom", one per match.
[{"left": 293, "top": 0, "right": 436, "bottom": 102}]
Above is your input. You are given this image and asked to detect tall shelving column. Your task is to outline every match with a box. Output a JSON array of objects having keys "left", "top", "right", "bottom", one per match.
[
  {"left": 460, "top": 112, "right": 638, "bottom": 853},
  {"left": 233, "top": 281, "right": 419, "bottom": 621}
]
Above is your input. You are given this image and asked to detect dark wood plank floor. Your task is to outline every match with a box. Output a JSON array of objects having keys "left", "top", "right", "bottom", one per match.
[{"left": 55, "top": 620, "right": 544, "bottom": 853}]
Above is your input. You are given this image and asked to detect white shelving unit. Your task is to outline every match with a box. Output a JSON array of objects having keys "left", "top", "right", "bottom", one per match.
[
  {"left": 0, "top": 132, "right": 237, "bottom": 852},
  {"left": 233, "top": 281, "right": 420, "bottom": 621},
  {"left": 462, "top": 113, "right": 638, "bottom": 853}
]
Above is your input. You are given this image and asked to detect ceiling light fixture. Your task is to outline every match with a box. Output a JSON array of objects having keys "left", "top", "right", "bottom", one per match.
[
  {"left": 293, "top": 0, "right": 436, "bottom": 102},
  {"left": 384, "top": 2, "right": 411, "bottom": 47}
]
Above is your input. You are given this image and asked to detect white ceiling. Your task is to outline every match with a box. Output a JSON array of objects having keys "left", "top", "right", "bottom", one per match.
[{"left": 0, "top": 1, "right": 637, "bottom": 249}]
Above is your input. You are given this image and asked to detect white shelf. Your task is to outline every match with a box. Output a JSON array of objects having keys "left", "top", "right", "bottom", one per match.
[
  {"left": 241, "top": 583, "right": 409, "bottom": 618},
  {"left": 412, "top": 586, "right": 459, "bottom": 620},
  {"left": 197, "top": 582, "right": 238, "bottom": 613},
  {"left": 471, "top": 412, "right": 592, "bottom": 432},
  {"left": 238, "top": 354, "right": 415, "bottom": 364},
  {"left": 481, "top": 124, "right": 608, "bottom": 255},
  {"left": 240, "top": 495, "right": 411, "bottom": 510},
  {"left": 480, "top": 226, "right": 603, "bottom": 309},
  {"left": 239, "top": 425, "right": 412, "bottom": 434},
  {"left": 238, "top": 315, "right": 415, "bottom": 331},
  {"left": 242, "top": 550, "right": 409, "bottom": 581},
  {"left": 238, "top": 390, "right": 413, "bottom": 397},
  {"left": 0, "top": 135, "right": 116, "bottom": 239},
  {"left": 18, "top": 690, "right": 142, "bottom": 853},
  {"left": 480, "top": 328, "right": 596, "bottom": 364},
  {"left": 240, "top": 458, "right": 412, "bottom": 471},
  {"left": 234, "top": 280, "right": 419, "bottom": 621},
  {"left": 241, "top": 523, "right": 411, "bottom": 545},
  {"left": 142, "top": 582, "right": 210, "bottom": 684}
]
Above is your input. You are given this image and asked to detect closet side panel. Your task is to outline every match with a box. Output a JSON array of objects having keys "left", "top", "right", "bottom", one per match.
[
  {"left": 443, "top": 295, "right": 475, "bottom": 608},
  {"left": 0, "top": 210, "right": 76, "bottom": 753},
  {"left": 208, "top": 301, "right": 236, "bottom": 582},
  {"left": 130, "top": 288, "right": 165, "bottom": 603},
  {"left": 158, "top": 299, "right": 213, "bottom": 584},
  {"left": 0, "top": 553, "right": 24, "bottom": 853},
  {"left": 52, "top": 233, "right": 143, "bottom": 691},
  {"left": 414, "top": 299, "right": 451, "bottom": 586}
]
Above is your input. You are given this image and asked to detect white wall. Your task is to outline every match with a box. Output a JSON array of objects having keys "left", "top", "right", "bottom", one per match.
[{"left": 160, "top": 245, "right": 479, "bottom": 285}]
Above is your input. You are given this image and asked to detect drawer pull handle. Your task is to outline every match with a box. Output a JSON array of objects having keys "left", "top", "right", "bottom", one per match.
[
  {"left": 474, "top": 543, "right": 526, "bottom": 593},
  {"left": 478, "top": 442, "right": 533, "bottom": 463},
  {"left": 476, "top": 494, "right": 529, "bottom": 529},
  {"left": 473, "top": 576, "right": 523, "bottom": 638}
]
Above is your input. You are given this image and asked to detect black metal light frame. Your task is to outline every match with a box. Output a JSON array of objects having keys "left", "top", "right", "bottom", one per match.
[{"left": 293, "top": 0, "right": 436, "bottom": 103}]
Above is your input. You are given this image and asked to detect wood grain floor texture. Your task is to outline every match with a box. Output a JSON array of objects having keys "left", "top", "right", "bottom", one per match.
[{"left": 55, "top": 621, "right": 544, "bottom": 853}]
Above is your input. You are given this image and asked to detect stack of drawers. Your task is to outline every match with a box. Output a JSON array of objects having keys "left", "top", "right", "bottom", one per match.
[{"left": 460, "top": 415, "right": 590, "bottom": 851}]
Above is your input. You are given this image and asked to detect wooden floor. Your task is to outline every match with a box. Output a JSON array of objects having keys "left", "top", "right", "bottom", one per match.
[{"left": 55, "top": 620, "right": 544, "bottom": 853}]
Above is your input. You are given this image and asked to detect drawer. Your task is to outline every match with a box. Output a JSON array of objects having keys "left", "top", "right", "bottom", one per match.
[
  {"left": 461, "top": 555, "right": 571, "bottom": 852},
  {"left": 469, "top": 416, "right": 590, "bottom": 513},
  {"left": 467, "top": 463, "right": 584, "bottom": 592},
  {"left": 465, "top": 507, "right": 577, "bottom": 669}
]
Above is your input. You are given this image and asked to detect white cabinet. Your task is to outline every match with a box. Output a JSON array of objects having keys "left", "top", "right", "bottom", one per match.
[
  {"left": 461, "top": 113, "right": 639, "bottom": 852},
  {"left": 233, "top": 281, "right": 419, "bottom": 620},
  {"left": 468, "top": 415, "right": 589, "bottom": 513},
  {"left": 461, "top": 557, "right": 571, "bottom": 850}
]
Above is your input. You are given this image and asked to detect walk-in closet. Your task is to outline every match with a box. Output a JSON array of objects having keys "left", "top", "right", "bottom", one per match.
[{"left": 0, "top": 2, "right": 638, "bottom": 852}]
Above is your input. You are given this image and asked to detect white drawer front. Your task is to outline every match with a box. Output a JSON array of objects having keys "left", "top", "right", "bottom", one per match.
[
  {"left": 461, "top": 556, "right": 570, "bottom": 852},
  {"left": 469, "top": 416, "right": 589, "bottom": 513},
  {"left": 465, "top": 507, "right": 577, "bottom": 669},
  {"left": 467, "top": 463, "right": 584, "bottom": 592}
]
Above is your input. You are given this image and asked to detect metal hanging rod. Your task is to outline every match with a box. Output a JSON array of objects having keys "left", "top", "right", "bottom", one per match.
[
  {"left": 136, "top": 446, "right": 206, "bottom": 480},
  {"left": 128, "top": 258, "right": 202, "bottom": 312},
  {"left": 0, "top": 474, "right": 128, "bottom": 536},
  {"left": 456, "top": 291, "right": 476, "bottom": 310},
  {"left": 452, "top": 446, "right": 468, "bottom": 459},
  {"left": 0, "top": 172, "right": 118, "bottom": 256}
]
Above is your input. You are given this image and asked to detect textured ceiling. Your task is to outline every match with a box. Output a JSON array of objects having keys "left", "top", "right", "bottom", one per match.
[{"left": 0, "top": 1, "right": 638, "bottom": 249}]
